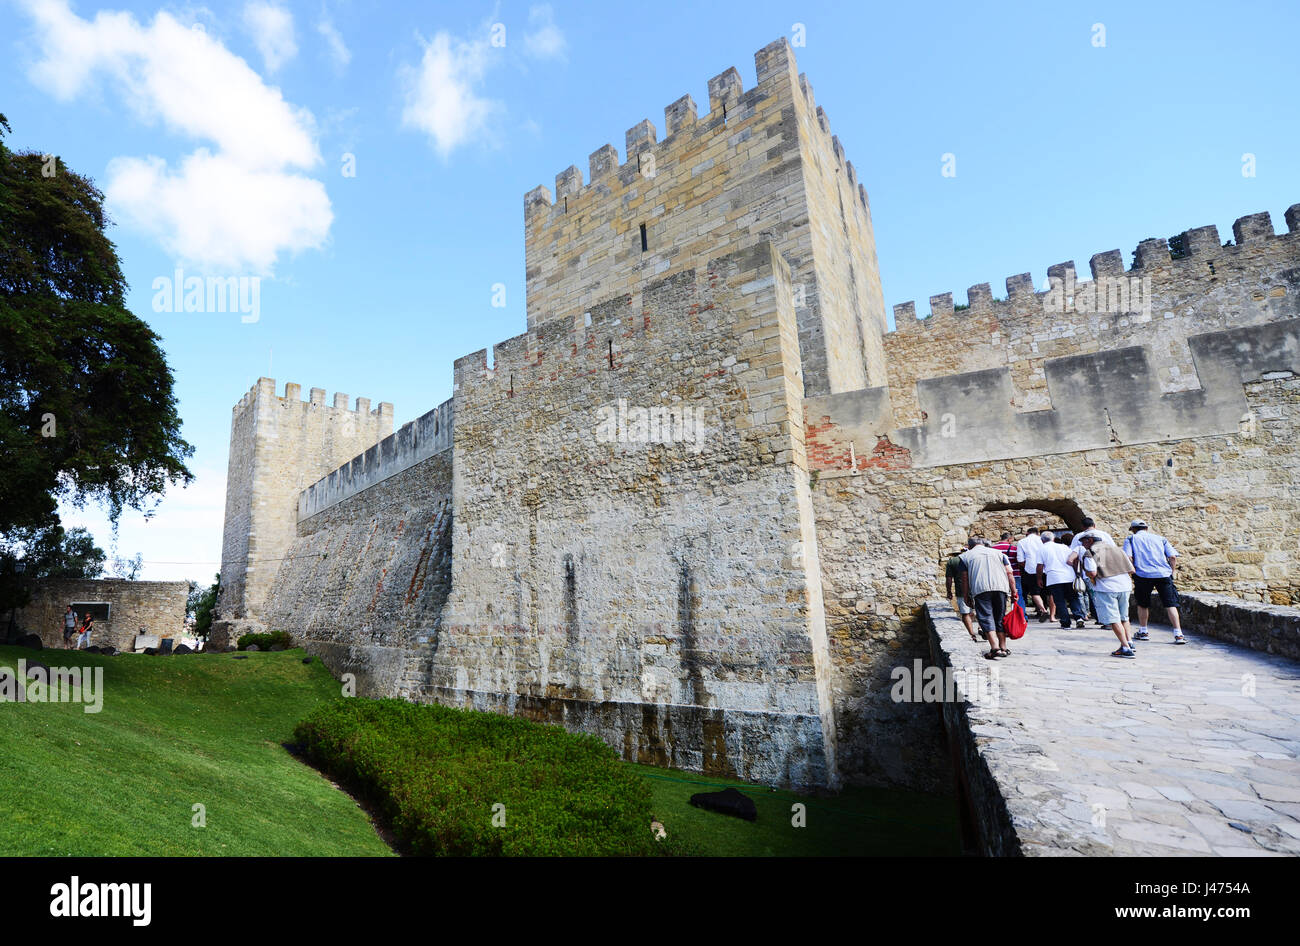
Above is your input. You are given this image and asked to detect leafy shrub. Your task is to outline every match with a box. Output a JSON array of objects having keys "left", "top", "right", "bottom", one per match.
[
  {"left": 293, "top": 698, "right": 663, "bottom": 856},
  {"left": 236, "top": 630, "right": 292, "bottom": 651}
]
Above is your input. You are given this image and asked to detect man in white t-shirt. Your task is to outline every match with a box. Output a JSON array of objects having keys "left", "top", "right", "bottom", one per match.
[
  {"left": 1037, "top": 532, "right": 1085, "bottom": 629},
  {"left": 1017, "top": 527, "right": 1050, "bottom": 623}
]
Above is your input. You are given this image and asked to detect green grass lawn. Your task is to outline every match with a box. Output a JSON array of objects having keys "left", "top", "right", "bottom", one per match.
[
  {"left": 0, "top": 644, "right": 961, "bottom": 856},
  {"left": 0, "top": 645, "right": 392, "bottom": 856},
  {"left": 637, "top": 765, "right": 962, "bottom": 856}
]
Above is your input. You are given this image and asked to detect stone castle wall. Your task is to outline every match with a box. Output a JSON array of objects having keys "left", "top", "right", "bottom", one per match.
[
  {"left": 214, "top": 37, "right": 1300, "bottom": 795},
  {"left": 811, "top": 375, "right": 1299, "bottom": 791},
  {"left": 17, "top": 579, "right": 189, "bottom": 652},
  {"left": 260, "top": 449, "right": 454, "bottom": 698},
  {"left": 524, "top": 38, "right": 886, "bottom": 398},
  {"left": 410, "top": 243, "right": 839, "bottom": 788},
  {"left": 882, "top": 208, "right": 1300, "bottom": 426},
  {"left": 213, "top": 378, "right": 393, "bottom": 645}
]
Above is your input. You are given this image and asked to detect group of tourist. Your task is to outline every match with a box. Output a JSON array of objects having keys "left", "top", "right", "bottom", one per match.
[
  {"left": 61, "top": 605, "right": 94, "bottom": 650},
  {"left": 945, "top": 518, "right": 1186, "bottom": 660}
]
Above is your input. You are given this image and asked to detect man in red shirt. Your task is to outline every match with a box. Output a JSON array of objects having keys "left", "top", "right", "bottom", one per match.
[{"left": 992, "top": 532, "right": 1023, "bottom": 605}]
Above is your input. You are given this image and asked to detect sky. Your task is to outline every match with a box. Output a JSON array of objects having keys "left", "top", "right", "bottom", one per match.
[{"left": 2, "top": 0, "right": 1297, "bottom": 585}]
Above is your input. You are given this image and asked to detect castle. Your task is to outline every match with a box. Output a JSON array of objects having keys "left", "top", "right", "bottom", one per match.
[{"left": 213, "top": 38, "right": 1300, "bottom": 791}]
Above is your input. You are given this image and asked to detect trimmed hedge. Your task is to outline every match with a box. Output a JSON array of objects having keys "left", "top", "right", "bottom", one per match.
[
  {"left": 237, "top": 630, "right": 292, "bottom": 651},
  {"left": 293, "top": 698, "right": 664, "bottom": 856}
]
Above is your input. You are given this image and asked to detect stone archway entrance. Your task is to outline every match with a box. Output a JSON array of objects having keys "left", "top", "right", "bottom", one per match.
[{"left": 973, "top": 498, "right": 1086, "bottom": 539}]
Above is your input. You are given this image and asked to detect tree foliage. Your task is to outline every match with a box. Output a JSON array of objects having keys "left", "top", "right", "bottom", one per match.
[
  {"left": 0, "top": 114, "right": 193, "bottom": 610},
  {"left": 190, "top": 572, "right": 220, "bottom": 639}
]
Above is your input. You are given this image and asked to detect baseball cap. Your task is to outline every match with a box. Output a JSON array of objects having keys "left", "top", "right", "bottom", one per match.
[{"left": 1130, "top": 519, "right": 1148, "bottom": 530}]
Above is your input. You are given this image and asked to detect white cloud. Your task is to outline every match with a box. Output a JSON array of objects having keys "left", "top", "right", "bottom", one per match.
[
  {"left": 524, "top": 5, "right": 566, "bottom": 62},
  {"left": 242, "top": 1, "right": 297, "bottom": 73},
  {"left": 18, "top": 0, "right": 330, "bottom": 273},
  {"left": 108, "top": 150, "right": 332, "bottom": 271},
  {"left": 400, "top": 30, "right": 500, "bottom": 158},
  {"left": 317, "top": 17, "right": 351, "bottom": 70}
]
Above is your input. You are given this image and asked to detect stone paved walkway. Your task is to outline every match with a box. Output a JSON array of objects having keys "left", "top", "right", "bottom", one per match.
[{"left": 944, "top": 614, "right": 1300, "bottom": 855}]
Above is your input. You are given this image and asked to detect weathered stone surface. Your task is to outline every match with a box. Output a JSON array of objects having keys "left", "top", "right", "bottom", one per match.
[
  {"left": 928, "top": 601, "right": 1300, "bottom": 856},
  {"left": 1174, "top": 593, "right": 1300, "bottom": 660},
  {"left": 15, "top": 580, "right": 187, "bottom": 653},
  {"left": 212, "top": 37, "right": 1300, "bottom": 796}
]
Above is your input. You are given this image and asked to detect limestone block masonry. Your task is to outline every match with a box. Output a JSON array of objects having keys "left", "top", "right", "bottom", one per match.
[
  {"left": 215, "top": 37, "right": 1300, "bottom": 793},
  {"left": 211, "top": 378, "right": 393, "bottom": 648},
  {"left": 16, "top": 579, "right": 189, "bottom": 652}
]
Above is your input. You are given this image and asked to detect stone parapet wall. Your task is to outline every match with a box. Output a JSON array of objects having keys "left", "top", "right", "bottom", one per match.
[
  {"left": 884, "top": 205, "right": 1300, "bottom": 425},
  {"left": 925, "top": 601, "right": 1023, "bottom": 856},
  {"left": 16, "top": 579, "right": 189, "bottom": 652},
  {"left": 805, "top": 316, "right": 1300, "bottom": 471},
  {"left": 1160, "top": 592, "right": 1300, "bottom": 662},
  {"left": 298, "top": 398, "right": 453, "bottom": 520}
]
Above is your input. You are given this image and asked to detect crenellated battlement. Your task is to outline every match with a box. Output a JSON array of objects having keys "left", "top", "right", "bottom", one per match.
[
  {"left": 231, "top": 377, "right": 393, "bottom": 420},
  {"left": 807, "top": 316, "right": 1300, "bottom": 474},
  {"left": 522, "top": 40, "right": 869, "bottom": 227},
  {"left": 454, "top": 286, "right": 646, "bottom": 389},
  {"left": 889, "top": 204, "right": 1300, "bottom": 332},
  {"left": 523, "top": 36, "right": 889, "bottom": 398}
]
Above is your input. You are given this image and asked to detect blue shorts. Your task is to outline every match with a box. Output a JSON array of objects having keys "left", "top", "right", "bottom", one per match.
[{"left": 1093, "top": 588, "right": 1130, "bottom": 625}]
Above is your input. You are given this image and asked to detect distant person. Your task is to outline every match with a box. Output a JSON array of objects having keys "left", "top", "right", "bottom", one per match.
[
  {"left": 959, "top": 537, "right": 1017, "bottom": 660},
  {"left": 76, "top": 613, "right": 93, "bottom": 650},
  {"left": 1037, "top": 531, "right": 1085, "bottom": 629},
  {"left": 992, "top": 532, "right": 1023, "bottom": 603},
  {"left": 1017, "top": 527, "right": 1050, "bottom": 623},
  {"left": 944, "top": 548, "right": 978, "bottom": 640},
  {"left": 1069, "top": 516, "right": 1115, "bottom": 551},
  {"left": 1073, "top": 532, "right": 1136, "bottom": 658},
  {"left": 1124, "top": 519, "right": 1186, "bottom": 644},
  {"left": 62, "top": 605, "right": 78, "bottom": 648}
]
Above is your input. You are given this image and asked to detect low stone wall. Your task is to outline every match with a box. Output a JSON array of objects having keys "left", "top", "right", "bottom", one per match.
[
  {"left": 1174, "top": 592, "right": 1300, "bottom": 661},
  {"left": 925, "top": 600, "right": 1023, "bottom": 856},
  {"left": 401, "top": 682, "right": 834, "bottom": 791},
  {"left": 15, "top": 578, "right": 189, "bottom": 652}
]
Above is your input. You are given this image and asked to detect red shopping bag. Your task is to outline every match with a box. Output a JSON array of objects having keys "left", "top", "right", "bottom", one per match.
[{"left": 1002, "top": 600, "right": 1027, "bottom": 639}]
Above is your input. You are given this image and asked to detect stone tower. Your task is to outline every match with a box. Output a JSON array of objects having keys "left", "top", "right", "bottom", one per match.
[
  {"left": 523, "top": 37, "right": 888, "bottom": 398},
  {"left": 210, "top": 378, "right": 392, "bottom": 647}
]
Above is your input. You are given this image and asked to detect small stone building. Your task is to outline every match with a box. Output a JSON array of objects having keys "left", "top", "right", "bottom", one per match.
[{"left": 16, "top": 578, "right": 189, "bottom": 651}]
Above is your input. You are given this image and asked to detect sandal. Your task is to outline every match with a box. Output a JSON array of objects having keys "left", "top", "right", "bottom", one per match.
[
  {"left": 984, "top": 651, "right": 1000, "bottom": 660},
  {"left": 997, "top": 648, "right": 1010, "bottom": 657}
]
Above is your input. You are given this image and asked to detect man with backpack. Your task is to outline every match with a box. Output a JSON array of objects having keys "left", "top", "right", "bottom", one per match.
[{"left": 1073, "top": 532, "right": 1137, "bottom": 657}]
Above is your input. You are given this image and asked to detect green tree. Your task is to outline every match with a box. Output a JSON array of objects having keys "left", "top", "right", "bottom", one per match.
[
  {"left": 191, "top": 572, "right": 220, "bottom": 639},
  {"left": 0, "top": 114, "right": 192, "bottom": 610}
]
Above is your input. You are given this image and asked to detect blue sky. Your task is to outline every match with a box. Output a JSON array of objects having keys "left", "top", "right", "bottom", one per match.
[{"left": 3, "top": 0, "right": 1297, "bottom": 583}]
